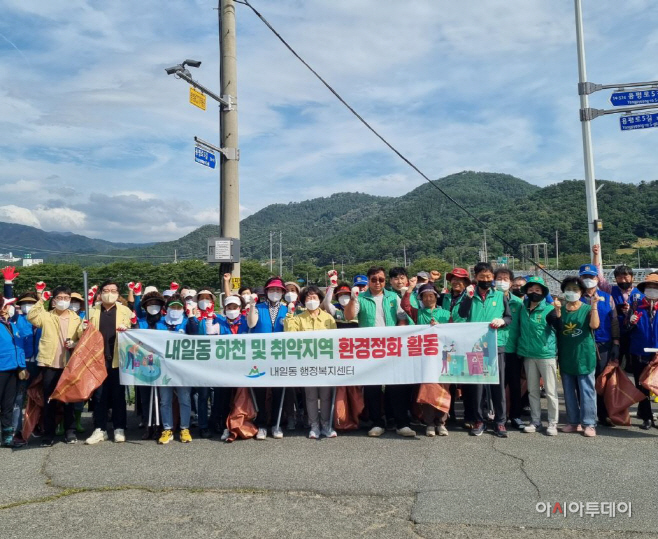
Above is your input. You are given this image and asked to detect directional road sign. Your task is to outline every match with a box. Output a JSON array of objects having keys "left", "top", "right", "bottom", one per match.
[
  {"left": 620, "top": 112, "right": 658, "bottom": 131},
  {"left": 611, "top": 90, "right": 658, "bottom": 107},
  {"left": 195, "top": 146, "right": 216, "bottom": 168}
]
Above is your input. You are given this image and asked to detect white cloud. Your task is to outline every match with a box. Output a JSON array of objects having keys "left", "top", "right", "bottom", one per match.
[{"left": 0, "top": 205, "right": 42, "bottom": 228}]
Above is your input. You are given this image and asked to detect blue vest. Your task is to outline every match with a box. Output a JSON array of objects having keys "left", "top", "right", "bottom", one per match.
[
  {"left": 137, "top": 318, "right": 168, "bottom": 331},
  {"left": 629, "top": 302, "right": 658, "bottom": 358},
  {"left": 164, "top": 316, "right": 205, "bottom": 335},
  {"left": 582, "top": 289, "right": 614, "bottom": 343},
  {"left": 211, "top": 314, "right": 249, "bottom": 335},
  {"left": 250, "top": 302, "right": 288, "bottom": 333},
  {"left": 15, "top": 314, "right": 41, "bottom": 359},
  {"left": 0, "top": 320, "right": 26, "bottom": 371},
  {"left": 610, "top": 286, "right": 644, "bottom": 335}
]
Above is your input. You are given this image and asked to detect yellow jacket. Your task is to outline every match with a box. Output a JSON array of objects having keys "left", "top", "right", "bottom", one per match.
[
  {"left": 284, "top": 309, "right": 337, "bottom": 332},
  {"left": 88, "top": 303, "right": 134, "bottom": 368},
  {"left": 26, "top": 300, "right": 83, "bottom": 367}
]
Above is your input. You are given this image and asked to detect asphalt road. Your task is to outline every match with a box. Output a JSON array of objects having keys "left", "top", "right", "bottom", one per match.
[{"left": 1, "top": 399, "right": 657, "bottom": 539}]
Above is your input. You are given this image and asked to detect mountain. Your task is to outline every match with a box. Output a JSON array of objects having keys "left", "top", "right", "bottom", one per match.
[{"left": 0, "top": 222, "right": 147, "bottom": 260}]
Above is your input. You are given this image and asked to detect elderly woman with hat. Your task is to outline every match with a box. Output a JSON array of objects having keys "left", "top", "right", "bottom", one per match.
[
  {"left": 247, "top": 276, "right": 289, "bottom": 440},
  {"left": 628, "top": 271, "right": 658, "bottom": 429},
  {"left": 0, "top": 294, "right": 26, "bottom": 446},
  {"left": 323, "top": 282, "right": 359, "bottom": 329},
  {"left": 507, "top": 276, "right": 562, "bottom": 436}
]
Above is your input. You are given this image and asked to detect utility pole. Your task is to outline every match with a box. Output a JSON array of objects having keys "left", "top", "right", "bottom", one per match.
[
  {"left": 555, "top": 230, "right": 559, "bottom": 269},
  {"left": 174, "top": 249, "right": 178, "bottom": 263},
  {"left": 403, "top": 245, "right": 407, "bottom": 268},
  {"left": 637, "top": 249, "right": 641, "bottom": 269},
  {"left": 279, "top": 231, "right": 282, "bottom": 277},
  {"left": 575, "top": 0, "right": 602, "bottom": 262},
  {"left": 269, "top": 231, "right": 273, "bottom": 271},
  {"left": 483, "top": 230, "right": 488, "bottom": 263},
  {"left": 341, "top": 260, "right": 344, "bottom": 281},
  {"left": 219, "top": 0, "right": 240, "bottom": 286}
]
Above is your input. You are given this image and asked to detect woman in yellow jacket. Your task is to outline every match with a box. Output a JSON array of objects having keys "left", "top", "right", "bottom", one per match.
[
  {"left": 27, "top": 285, "right": 83, "bottom": 446},
  {"left": 284, "top": 285, "right": 337, "bottom": 439}
]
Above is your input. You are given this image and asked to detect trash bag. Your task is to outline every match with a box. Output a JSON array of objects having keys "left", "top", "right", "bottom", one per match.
[
  {"left": 416, "top": 383, "right": 451, "bottom": 414},
  {"left": 50, "top": 325, "right": 107, "bottom": 403},
  {"left": 595, "top": 363, "right": 646, "bottom": 426},
  {"left": 333, "top": 386, "right": 365, "bottom": 430},
  {"left": 21, "top": 373, "right": 43, "bottom": 440},
  {"left": 226, "top": 387, "right": 258, "bottom": 442},
  {"left": 639, "top": 354, "right": 658, "bottom": 395}
]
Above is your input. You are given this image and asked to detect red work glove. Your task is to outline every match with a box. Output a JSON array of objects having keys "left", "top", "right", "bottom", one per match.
[
  {"left": 2, "top": 266, "right": 19, "bottom": 283},
  {"left": 205, "top": 306, "right": 215, "bottom": 319},
  {"left": 133, "top": 282, "right": 142, "bottom": 295},
  {"left": 42, "top": 290, "right": 52, "bottom": 301},
  {"left": 130, "top": 312, "right": 137, "bottom": 325},
  {"left": 328, "top": 270, "right": 338, "bottom": 287},
  {"left": 170, "top": 282, "right": 180, "bottom": 292},
  {"left": 35, "top": 281, "right": 47, "bottom": 292},
  {"left": 466, "top": 285, "right": 475, "bottom": 298}
]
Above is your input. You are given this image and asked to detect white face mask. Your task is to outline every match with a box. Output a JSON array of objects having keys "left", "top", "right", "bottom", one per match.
[
  {"left": 55, "top": 300, "right": 70, "bottom": 311},
  {"left": 495, "top": 281, "right": 510, "bottom": 292},
  {"left": 338, "top": 295, "right": 351, "bottom": 307},
  {"left": 645, "top": 288, "right": 658, "bottom": 300},
  {"left": 582, "top": 278, "right": 597, "bottom": 289},
  {"left": 20, "top": 304, "right": 33, "bottom": 315},
  {"left": 225, "top": 309, "right": 240, "bottom": 320},
  {"left": 564, "top": 291, "right": 580, "bottom": 302},
  {"left": 146, "top": 305, "right": 162, "bottom": 316},
  {"left": 241, "top": 294, "right": 251, "bottom": 303},
  {"left": 6, "top": 306, "right": 15, "bottom": 318},
  {"left": 70, "top": 302, "right": 81, "bottom": 313},
  {"left": 305, "top": 299, "right": 320, "bottom": 311},
  {"left": 284, "top": 292, "right": 298, "bottom": 304},
  {"left": 185, "top": 299, "right": 197, "bottom": 310},
  {"left": 101, "top": 292, "right": 119, "bottom": 304},
  {"left": 267, "top": 291, "right": 283, "bottom": 304},
  {"left": 165, "top": 309, "right": 184, "bottom": 325},
  {"left": 198, "top": 299, "right": 212, "bottom": 311}
]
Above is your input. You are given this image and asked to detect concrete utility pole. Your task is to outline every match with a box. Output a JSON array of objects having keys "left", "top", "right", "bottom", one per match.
[
  {"left": 219, "top": 0, "right": 241, "bottom": 285},
  {"left": 555, "top": 230, "right": 559, "bottom": 269},
  {"left": 574, "top": 0, "right": 602, "bottom": 262},
  {"left": 269, "top": 231, "right": 273, "bottom": 271},
  {"left": 279, "top": 231, "right": 282, "bottom": 277}
]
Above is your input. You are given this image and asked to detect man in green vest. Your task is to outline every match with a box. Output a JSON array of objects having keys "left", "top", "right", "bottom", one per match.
[
  {"left": 344, "top": 266, "right": 412, "bottom": 437},
  {"left": 458, "top": 262, "right": 512, "bottom": 438}
]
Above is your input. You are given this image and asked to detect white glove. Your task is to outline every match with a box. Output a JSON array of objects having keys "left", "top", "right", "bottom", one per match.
[
  {"left": 249, "top": 294, "right": 257, "bottom": 306},
  {"left": 630, "top": 313, "right": 639, "bottom": 324},
  {"left": 466, "top": 285, "right": 475, "bottom": 298},
  {"left": 351, "top": 286, "right": 360, "bottom": 300}
]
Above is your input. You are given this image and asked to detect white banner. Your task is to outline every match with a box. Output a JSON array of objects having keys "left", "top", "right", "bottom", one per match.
[{"left": 118, "top": 323, "right": 499, "bottom": 387}]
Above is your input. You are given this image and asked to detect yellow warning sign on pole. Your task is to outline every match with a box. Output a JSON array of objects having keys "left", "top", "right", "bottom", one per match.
[{"left": 189, "top": 87, "right": 206, "bottom": 110}]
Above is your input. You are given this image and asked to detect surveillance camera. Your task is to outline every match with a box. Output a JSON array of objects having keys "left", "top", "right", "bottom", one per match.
[
  {"left": 165, "top": 65, "right": 181, "bottom": 75},
  {"left": 183, "top": 59, "right": 202, "bottom": 68}
]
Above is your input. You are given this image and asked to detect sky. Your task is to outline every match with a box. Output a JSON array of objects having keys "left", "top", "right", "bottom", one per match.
[{"left": 1, "top": 0, "right": 657, "bottom": 244}]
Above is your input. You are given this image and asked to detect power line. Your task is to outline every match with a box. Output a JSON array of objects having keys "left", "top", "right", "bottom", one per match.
[
  {"left": 0, "top": 242, "right": 201, "bottom": 260},
  {"left": 240, "top": 0, "right": 561, "bottom": 283}
]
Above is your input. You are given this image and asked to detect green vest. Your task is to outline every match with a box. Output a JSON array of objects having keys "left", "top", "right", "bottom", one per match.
[
  {"left": 417, "top": 306, "right": 451, "bottom": 325},
  {"left": 466, "top": 289, "right": 506, "bottom": 345},
  {"left": 357, "top": 289, "right": 399, "bottom": 328},
  {"left": 558, "top": 303, "right": 596, "bottom": 375},
  {"left": 499, "top": 294, "right": 523, "bottom": 351},
  {"left": 514, "top": 299, "right": 557, "bottom": 359},
  {"left": 441, "top": 292, "right": 467, "bottom": 323},
  {"left": 388, "top": 287, "right": 416, "bottom": 325}
]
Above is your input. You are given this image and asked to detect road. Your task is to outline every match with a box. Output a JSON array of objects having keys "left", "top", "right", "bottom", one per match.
[{"left": 1, "top": 398, "right": 657, "bottom": 538}]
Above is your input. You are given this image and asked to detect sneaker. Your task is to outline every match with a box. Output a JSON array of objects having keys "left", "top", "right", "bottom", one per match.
[
  {"left": 12, "top": 434, "right": 27, "bottom": 448},
  {"left": 271, "top": 426, "right": 283, "bottom": 439},
  {"left": 114, "top": 429, "right": 126, "bottom": 443},
  {"left": 523, "top": 422, "right": 541, "bottom": 433},
  {"left": 494, "top": 424, "right": 508, "bottom": 438},
  {"left": 40, "top": 438, "right": 54, "bottom": 447},
  {"left": 510, "top": 417, "right": 525, "bottom": 430},
  {"left": 199, "top": 428, "right": 212, "bottom": 439},
  {"left": 220, "top": 428, "right": 231, "bottom": 441},
  {"left": 470, "top": 422, "right": 486, "bottom": 436},
  {"left": 256, "top": 428, "right": 267, "bottom": 440},
  {"left": 64, "top": 430, "right": 78, "bottom": 444},
  {"left": 546, "top": 423, "right": 558, "bottom": 436},
  {"left": 463, "top": 421, "right": 473, "bottom": 430},
  {"left": 368, "top": 426, "right": 385, "bottom": 437},
  {"left": 286, "top": 416, "right": 296, "bottom": 431},
  {"left": 425, "top": 426, "right": 436, "bottom": 437},
  {"left": 308, "top": 424, "right": 320, "bottom": 439},
  {"left": 396, "top": 426, "right": 416, "bottom": 437},
  {"left": 437, "top": 425, "right": 449, "bottom": 436},
  {"left": 583, "top": 426, "right": 596, "bottom": 437},
  {"left": 321, "top": 423, "right": 337, "bottom": 438},
  {"left": 640, "top": 419, "right": 653, "bottom": 430},
  {"left": 158, "top": 429, "right": 174, "bottom": 445},
  {"left": 180, "top": 429, "right": 192, "bottom": 443},
  {"left": 561, "top": 424, "right": 583, "bottom": 433},
  {"left": 85, "top": 428, "right": 108, "bottom": 445}
]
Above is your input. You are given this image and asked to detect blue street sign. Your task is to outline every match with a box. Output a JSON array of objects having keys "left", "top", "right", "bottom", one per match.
[
  {"left": 620, "top": 112, "right": 658, "bottom": 131},
  {"left": 610, "top": 90, "right": 658, "bottom": 107},
  {"left": 194, "top": 146, "right": 216, "bottom": 168}
]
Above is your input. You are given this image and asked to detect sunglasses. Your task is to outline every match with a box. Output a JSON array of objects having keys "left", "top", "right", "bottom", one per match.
[{"left": 369, "top": 278, "right": 386, "bottom": 283}]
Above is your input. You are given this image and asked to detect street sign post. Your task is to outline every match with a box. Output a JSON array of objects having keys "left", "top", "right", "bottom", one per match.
[
  {"left": 610, "top": 90, "right": 658, "bottom": 107},
  {"left": 195, "top": 146, "right": 216, "bottom": 168},
  {"left": 189, "top": 87, "right": 207, "bottom": 110},
  {"left": 620, "top": 112, "right": 658, "bottom": 131}
]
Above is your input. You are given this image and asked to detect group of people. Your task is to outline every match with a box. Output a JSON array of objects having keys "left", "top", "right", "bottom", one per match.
[{"left": 0, "top": 245, "right": 656, "bottom": 448}]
